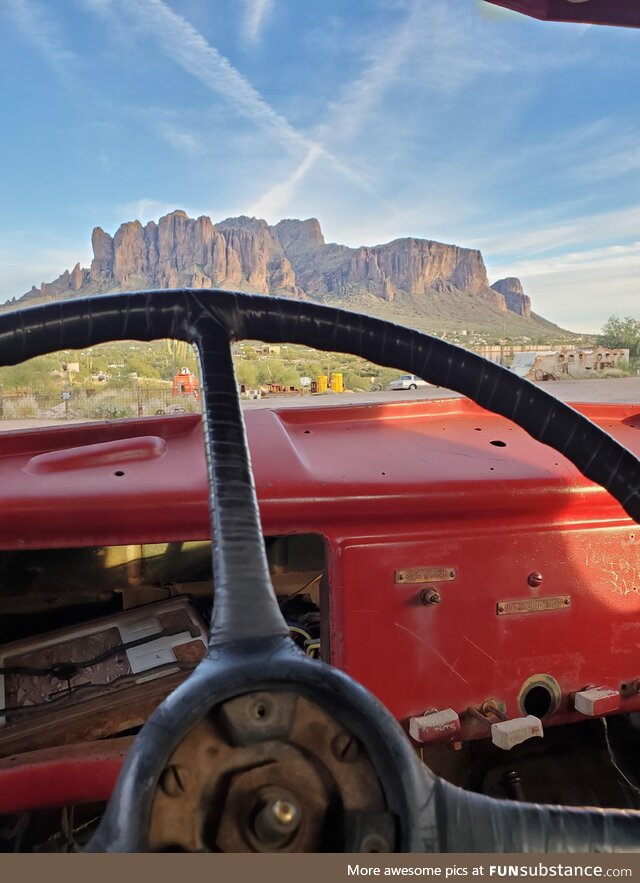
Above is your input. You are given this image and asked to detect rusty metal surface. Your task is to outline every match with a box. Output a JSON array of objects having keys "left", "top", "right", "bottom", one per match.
[{"left": 149, "top": 691, "right": 387, "bottom": 852}]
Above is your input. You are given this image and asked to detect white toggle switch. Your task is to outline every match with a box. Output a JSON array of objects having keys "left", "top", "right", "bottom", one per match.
[
  {"left": 409, "top": 708, "right": 461, "bottom": 744},
  {"left": 491, "top": 715, "right": 543, "bottom": 750},
  {"left": 574, "top": 686, "right": 620, "bottom": 717}
]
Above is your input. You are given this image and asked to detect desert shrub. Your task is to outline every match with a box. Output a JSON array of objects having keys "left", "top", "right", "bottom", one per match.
[
  {"left": 599, "top": 368, "right": 627, "bottom": 379},
  {"left": 343, "top": 371, "right": 370, "bottom": 391},
  {"left": 2, "top": 395, "right": 40, "bottom": 419},
  {"left": 93, "top": 403, "right": 135, "bottom": 420}
]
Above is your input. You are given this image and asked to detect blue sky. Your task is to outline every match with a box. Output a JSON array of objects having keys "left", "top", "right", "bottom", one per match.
[{"left": 0, "top": 0, "right": 638, "bottom": 332}]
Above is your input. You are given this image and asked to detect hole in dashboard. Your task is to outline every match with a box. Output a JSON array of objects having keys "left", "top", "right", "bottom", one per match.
[
  {"left": 522, "top": 685, "right": 553, "bottom": 718},
  {"left": 489, "top": 440, "right": 507, "bottom": 447},
  {"left": 518, "top": 675, "right": 561, "bottom": 720}
]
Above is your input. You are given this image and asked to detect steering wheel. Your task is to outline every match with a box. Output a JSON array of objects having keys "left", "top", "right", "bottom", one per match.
[{"left": 2, "top": 289, "right": 640, "bottom": 852}]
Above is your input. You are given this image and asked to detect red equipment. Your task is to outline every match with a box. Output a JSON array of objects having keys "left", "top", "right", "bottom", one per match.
[{"left": 171, "top": 366, "right": 200, "bottom": 399}]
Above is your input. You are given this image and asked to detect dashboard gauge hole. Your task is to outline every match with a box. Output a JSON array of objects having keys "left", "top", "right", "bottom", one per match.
[{"left": 518, "top": 675, "right": 561, "bottom": 720}]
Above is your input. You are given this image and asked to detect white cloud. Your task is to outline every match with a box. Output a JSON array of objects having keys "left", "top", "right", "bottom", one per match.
[
  {"left": 3, "top": 0, "right": 78, "bottom": 79},
  {"left": 110, "top": 0, "right": 368, "bottom": 199},
  {"left": 244, "top": 2, "right": 434, "bottom": 224},
  {"left": 116, "top": 199, "right": 181, "bottom": 224},
  {"left": 489, "top": 241, "right": 640, "bottom": 280},
  {"left": 242, "top": 0, "right": 273, "bottom": 45},
  {"left": 477, "top": 205, "right": 640, "bottom": 259},
  {"left": 155, "top": 121, "right": 201, "bottom": 154},
  {"left": 113, "top": 199, "right": 215, "bottom": 225},
  {"left": 0, "top": 245, "right": 92, "bottom": 304},
  {"left": 486, "top": 242, "right": 640, "bottom": 333},
  {"left": 119, "top": 0, "right": 309, "bottom": 153},
  {"left": 247, "top": 146, "right": 322, "bottom": 220},
  {"left": 246, "top": 0, "right": 585, "bottom": 232}
]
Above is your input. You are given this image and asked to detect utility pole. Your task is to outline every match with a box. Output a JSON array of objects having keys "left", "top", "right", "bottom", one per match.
[{"left": 61, "top": 361, "right": 71, "bottom": 420}]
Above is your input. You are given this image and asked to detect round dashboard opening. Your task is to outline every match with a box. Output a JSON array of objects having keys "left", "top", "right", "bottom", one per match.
[
  {"left": 518, "top": 674, "right": 561, "bottom": 720},
  {"left": 522, "top": 685, "right": 553, "bottom": 718}
]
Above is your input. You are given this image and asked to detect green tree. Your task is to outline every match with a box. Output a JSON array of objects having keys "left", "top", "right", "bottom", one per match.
[
  {"left": 598, "top": 316, "right": 640, "bottom": 359},
  {"left": 234, "top": 360, "right": 258, "bottom": 388},
  {"left": 0, "top": 355, "right": 61, "bottom": 392}
]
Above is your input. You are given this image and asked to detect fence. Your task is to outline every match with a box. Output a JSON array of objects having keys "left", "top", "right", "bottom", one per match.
[{"left": 0, "top": 386, "right": 202, "bottom": 422}]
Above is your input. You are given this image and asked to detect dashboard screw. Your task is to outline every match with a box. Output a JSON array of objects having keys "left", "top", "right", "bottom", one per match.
[{"left": 360, "top": 833, "right": 389, "bottom": 852}]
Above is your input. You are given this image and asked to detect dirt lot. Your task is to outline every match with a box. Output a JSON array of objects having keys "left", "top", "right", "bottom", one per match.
[
  {"left": 243, "top": 376, "right": 640, "bottom": 410},
  {"left": 1, "top": 377, "right": 640, "bottom": 432}
]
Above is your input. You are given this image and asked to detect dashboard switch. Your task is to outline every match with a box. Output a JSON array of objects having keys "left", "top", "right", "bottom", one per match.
[
  {"left": 491, "top": 715, "right": 543, "bottom": 750},
  {"left": 409, "top": 708, "right": 461, "bottom": 744},
  {"left": 574, "top": 686, "right": 620, "bottom": 717}
]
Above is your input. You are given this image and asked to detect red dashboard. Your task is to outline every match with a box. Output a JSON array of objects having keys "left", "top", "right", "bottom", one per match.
[{"left": 1, "top": 397, "right": 640, "bottom": 742}]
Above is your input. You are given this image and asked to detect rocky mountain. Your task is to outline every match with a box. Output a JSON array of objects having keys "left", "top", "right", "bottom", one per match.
[
  {"left": 7, "top": 210, "right": 559, "bottom": 336},
  {"left": 491, "top": 277, "right": 531, "bottom": 317}
]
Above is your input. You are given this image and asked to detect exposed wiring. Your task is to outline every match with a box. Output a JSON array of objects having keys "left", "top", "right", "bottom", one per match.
[
  {"left": 0, "top": 661, "right": 194, "bottom": 720},
  {"left": 0, "top": 626, "right": 194, "bottom": 679},
  {"left": 305, "top": 640, "right": 321, "bottom": 658},
  {"left": 287, "top": 623, "right": 313, "bottom": 645},
  {"left": 602, "top": 717, "right": 640, "bottom": 797},
  {"left": 32, "top": 809, "right": 103, "bottom": 853}
]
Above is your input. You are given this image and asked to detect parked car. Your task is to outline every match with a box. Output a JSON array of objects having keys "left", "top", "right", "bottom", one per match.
[{"left": 388, "top": 373, "right": 431, "bottom": 390}]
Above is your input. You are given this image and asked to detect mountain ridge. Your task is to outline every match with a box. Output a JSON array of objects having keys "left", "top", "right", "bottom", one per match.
[{"left": 5, "top": 210, "right": 568, "bottom": 338}]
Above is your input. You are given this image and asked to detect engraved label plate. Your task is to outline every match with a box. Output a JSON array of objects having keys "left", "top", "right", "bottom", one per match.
[
  {"left": 496, "top": 596, "right": 571, "bottom": 616},
  {"left": 395, "top": 567, "right": 456, "bottom": 585}
]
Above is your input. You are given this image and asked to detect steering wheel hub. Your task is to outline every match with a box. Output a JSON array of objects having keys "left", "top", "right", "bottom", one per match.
[{"left": 148, "top": 690, "right": 390, "bottom": 852}]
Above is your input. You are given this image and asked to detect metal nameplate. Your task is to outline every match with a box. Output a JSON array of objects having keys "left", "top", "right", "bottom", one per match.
[
  {"left": 497, "top": 596, "right": 571, "bottom": 616},
  {"left": 395, "top": 567, "right": 456, "bottom": 585}
]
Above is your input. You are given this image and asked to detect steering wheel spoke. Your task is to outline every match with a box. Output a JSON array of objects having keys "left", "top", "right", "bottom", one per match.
[{"left": 195, "top": 320, "right": 289, "bottom": 646}]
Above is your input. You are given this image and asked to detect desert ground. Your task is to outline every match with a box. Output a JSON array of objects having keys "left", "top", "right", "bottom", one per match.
[{"left": 1, "top": 376, "right": 639, "bottom": 433}]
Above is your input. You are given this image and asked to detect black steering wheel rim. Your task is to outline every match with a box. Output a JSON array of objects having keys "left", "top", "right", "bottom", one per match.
[{"left": 1, "top": 288, "right": 640, "bottom": 852}]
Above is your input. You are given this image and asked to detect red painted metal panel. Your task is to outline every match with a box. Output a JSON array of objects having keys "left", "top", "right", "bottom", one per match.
[
  {"left": 0, "top": 740, "right": 129, "bottom": 812},
  {"left": 485, "top": 0, "right": 640, "bottom": 28},
  {"left": 1, "top": 399, "right": 640, "bottom": 548},
  {"left": 2, "top": 398, "right": 640, "bottom": 804},
  {"left": 331, "top": 524, "right": 640, "bottom": 739}
]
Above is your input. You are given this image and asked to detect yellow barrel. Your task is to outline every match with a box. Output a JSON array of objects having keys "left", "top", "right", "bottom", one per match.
[
  {"left": 330, "top": 372, "right": 343, "bottom": 393},
  {"left": 316, "top": 375, "right": 328, "bottom": 393}
]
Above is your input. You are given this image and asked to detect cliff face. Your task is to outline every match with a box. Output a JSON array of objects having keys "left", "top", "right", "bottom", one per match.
[
  {"left": 491, "top": 277, "right": 531, "bottom": 317},
  {"left": 87, "top": 210, "right": 301, "bottom": 297},
  {"left": 11, "top": 211, "right": 533, "bottom": 323}
]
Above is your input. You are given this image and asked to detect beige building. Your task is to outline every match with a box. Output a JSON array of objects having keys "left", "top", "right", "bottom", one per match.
[{"left": 511, "top": 348, "right": 630, "bottom": 381}]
